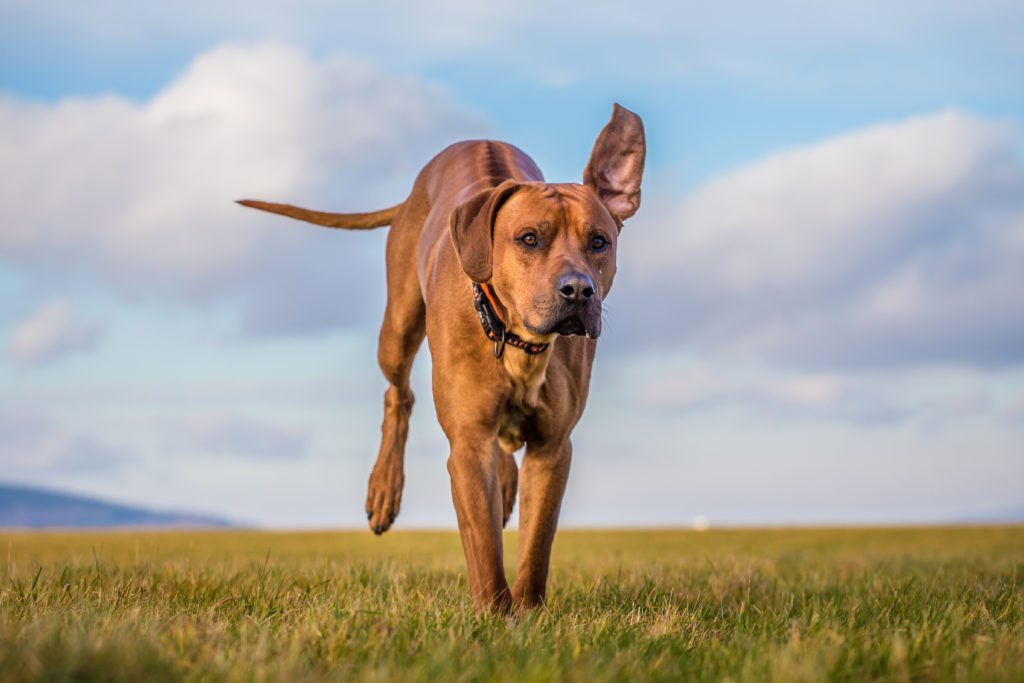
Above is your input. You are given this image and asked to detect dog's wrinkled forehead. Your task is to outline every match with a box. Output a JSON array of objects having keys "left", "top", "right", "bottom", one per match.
[{"left": 496, "top": 182, "right": 618, "bottom": 233}]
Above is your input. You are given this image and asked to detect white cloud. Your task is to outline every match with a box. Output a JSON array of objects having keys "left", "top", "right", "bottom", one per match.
[
  {"left": 606, "top": 346, "right": 1024, "bottom": 428},
  {"left": 175, "top": 411, "right": 308, "bottom": 460},
  {"left": 0, "top": 42, "right": 486, "bottom": 333},
  {"left": 620, "top": 110, "right": 1024, "bottom": 369},
  {"left": 627, "top": 354, "right": 904, "bottom": 424},
  {"left": 0, "top": 412, "right": 127, "bottom": 474},
  {"left": 4, "top": 2, "right": 1021, "bottom": 89},
  {"left": 1000, "top": 397, "right": 1024, "bottom": 426},
  {"left": 4, "top": 299, "right": 101, "bottom": 364}
]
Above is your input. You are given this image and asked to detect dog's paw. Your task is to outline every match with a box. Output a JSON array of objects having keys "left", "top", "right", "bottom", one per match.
[{"left": 365, "top": 465, "right": 404, "bottom": 535}]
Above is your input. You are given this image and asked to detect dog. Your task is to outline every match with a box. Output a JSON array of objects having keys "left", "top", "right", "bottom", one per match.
[{"left": 239, "top": 104, "right": 645, "bottom": 612}]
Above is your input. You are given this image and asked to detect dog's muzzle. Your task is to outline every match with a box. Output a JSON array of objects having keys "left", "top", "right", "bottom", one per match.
[
  {"left": 554, "top": 272, "right": 600, "bottom": 338},
  {"left": 525, "top": 273, "right": 603, "bottom": 339}
]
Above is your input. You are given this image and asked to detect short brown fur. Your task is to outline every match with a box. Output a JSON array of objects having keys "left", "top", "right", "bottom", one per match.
[{"left": 239, "top": 105, "right": 645, "bottom": 612}]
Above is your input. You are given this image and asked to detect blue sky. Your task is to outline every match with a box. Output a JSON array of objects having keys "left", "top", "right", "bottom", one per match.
[{"left": 1, "top": 1, "right": 1022, "bottom": 528}]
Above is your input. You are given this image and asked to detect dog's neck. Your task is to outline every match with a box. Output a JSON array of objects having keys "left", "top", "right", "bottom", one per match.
[
  {"left": 472, "top": 282, "right": 554, "bottom": 405},
  {"left": 472, "top": 283, "right": 550, "bottom": 357},
  {"left": 501, "top": 311, "right": 554, "bottom": 403}
]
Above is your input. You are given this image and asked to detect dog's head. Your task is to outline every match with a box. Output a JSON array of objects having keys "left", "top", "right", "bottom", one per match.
[{"left": 450, "top": 104, "right": 645, "bottom": 341}]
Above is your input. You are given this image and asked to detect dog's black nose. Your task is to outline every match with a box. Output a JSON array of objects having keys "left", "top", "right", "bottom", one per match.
[{"left": 557, "top": 273, "right": 595, "bottom": 303}]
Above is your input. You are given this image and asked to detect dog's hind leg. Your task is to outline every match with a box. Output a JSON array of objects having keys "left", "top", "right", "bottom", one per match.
[
  {"left": 365, "top": 202, "right": 427, "bottom": 535},
  {"left": 498, "top": 447, "right": 518, "bottom": 528}
]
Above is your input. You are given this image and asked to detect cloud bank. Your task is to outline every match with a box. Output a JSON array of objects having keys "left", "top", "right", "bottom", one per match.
[
  {"left": 4, "top": 42, "right": 1018, "bottom": 369},
  {"left": 175, "top": 411, "right": 308, "bottom": 460},
  {"left": 0, "top": 411, "right": 127, "bottom": 475},
  {"left": 4, "top": 1, "right": 1021, "bottom": 98},
  {"left": 4, "top": 299, "right": 102, "bottom": 365},
  {"left": 0, "top": 42, "right": 486, "bottom": 334},
  {"left": 620, "top": 111, "right": 1024, "bottom": 370}
]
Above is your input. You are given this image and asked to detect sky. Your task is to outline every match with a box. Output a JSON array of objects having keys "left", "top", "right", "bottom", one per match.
[{"left": 1, "top": 1, "right": 1022, "bottom": 528}]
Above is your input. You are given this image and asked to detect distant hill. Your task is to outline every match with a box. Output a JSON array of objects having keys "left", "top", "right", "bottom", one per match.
[{"left": 0, "top": 482, "right": 233, "bottom": 529}]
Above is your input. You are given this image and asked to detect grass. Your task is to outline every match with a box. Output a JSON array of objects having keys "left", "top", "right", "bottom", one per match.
[{"left": 1, "top": 526, "right": 1022, "bottom": 681}]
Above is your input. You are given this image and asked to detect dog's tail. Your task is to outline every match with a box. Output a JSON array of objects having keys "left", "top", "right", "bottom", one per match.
[{"left": 236, "top": 199, "right": 402, "bottom": 230}]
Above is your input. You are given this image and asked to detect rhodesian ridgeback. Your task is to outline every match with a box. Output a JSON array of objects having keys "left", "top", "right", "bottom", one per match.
[{"left": 239, "top": 104, "right": 645, "bottom": 612}]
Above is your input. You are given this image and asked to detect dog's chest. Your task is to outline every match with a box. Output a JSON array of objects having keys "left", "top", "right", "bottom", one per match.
[{"left": 496, "top": 352, "right": 548, "bottom": 453}]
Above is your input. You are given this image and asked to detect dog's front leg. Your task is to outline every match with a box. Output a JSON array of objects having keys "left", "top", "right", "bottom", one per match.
[
  {"left": 447, "top": 435, "right": 513, "bottom": 613},
  {"left": 511, "top": 438, "right": 572, "bottom": 609}
]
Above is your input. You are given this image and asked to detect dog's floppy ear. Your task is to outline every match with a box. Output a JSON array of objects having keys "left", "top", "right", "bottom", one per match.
[
  {"left": 449, "top": 180, "right": 519, "bottom": 283},
  {"left": 583, "top": 103, "right": 646, "bottom": 222}
]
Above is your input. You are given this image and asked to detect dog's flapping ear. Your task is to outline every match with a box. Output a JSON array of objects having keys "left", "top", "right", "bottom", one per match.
[
  {"left": 583, "top": 104, "right": 646, "bottom": 222},
  {"left": 449, "top": 180, "right": 519, "bottom": 283}
]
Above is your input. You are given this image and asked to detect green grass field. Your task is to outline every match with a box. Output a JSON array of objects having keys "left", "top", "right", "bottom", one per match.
[{"left": 1, "top": 527, "right": 1022, "bottom": 681}]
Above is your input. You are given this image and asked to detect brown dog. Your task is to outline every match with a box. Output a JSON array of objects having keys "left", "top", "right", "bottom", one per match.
[{"left": 239, "top": 104, "right": 645, "bottom": 612}]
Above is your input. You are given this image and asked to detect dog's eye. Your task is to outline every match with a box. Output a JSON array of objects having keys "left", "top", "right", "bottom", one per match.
[
  {"left": 519, "top": 233, "right": 539, "bottom": 247},
  {"left": 591, "top": 235, "right": 609, "bottom": 251}
]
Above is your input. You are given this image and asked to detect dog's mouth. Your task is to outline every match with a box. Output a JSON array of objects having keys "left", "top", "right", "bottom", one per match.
[
  {"left": 553, "top": 315, "right": 589, "bottom": 337},
  {"left": 525, "top": 298, "right": 602, "bottom": 339}
]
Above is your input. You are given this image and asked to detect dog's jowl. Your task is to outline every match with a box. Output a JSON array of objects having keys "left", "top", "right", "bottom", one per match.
[{"left": 239, "top": 105, "right": 645, "bottom": 613}]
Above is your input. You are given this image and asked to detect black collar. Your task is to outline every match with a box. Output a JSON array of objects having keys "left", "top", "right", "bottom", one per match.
[{"left": 472, "top": 283, "right": 550, "bottom": 358}]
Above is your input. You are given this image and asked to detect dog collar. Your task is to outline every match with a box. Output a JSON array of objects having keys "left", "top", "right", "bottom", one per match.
[{"left": 472, "top": 283, "right": 550, "bottom": 359}]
